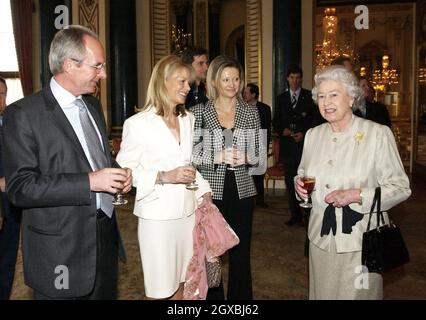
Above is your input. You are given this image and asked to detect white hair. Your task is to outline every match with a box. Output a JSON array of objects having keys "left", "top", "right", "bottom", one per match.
[{"left": 312, "top": 65, "right": 364, "bottom": 110}]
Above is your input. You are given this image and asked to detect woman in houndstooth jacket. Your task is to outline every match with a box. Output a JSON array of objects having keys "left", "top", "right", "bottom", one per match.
[{"left": 192, "top": 55, "right": 263, "bottom": 300}]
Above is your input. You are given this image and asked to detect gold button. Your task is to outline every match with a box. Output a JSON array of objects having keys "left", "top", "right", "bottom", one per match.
[
  {"left": 332, "top": 138, "right": 337, "bottom": 142},
  {"left": 326, "top": 184, "right": 330, "bottom": 189},
  {"left": 328, "top": 160, "right": 333, "bottom": 165}
]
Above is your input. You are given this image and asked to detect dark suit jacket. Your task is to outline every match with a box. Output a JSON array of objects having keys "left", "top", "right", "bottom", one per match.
[
  {"left": 0, "top": 129, "right": 18, "bottom": 219},
  {"left": 185, "top": 82, "right": 208, "bottom": 110},
  {"left": 256, "top": 101, "right": 272, "bottom": 148},
  {"left": 0, "top": 129, "right": 7, "bottom": 219},
  {"left": 1, "top": 85, "right": 125, "bottom": 298},
  {"left": 273, "top": 88, "right": 316, "bottom": 160},
  {"left": 354, "top": 101, "right": 392, "bottom": 128}
]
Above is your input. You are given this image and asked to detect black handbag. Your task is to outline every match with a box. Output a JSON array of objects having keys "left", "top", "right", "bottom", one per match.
[{"left": 362, "top": 187, "right": 409, "bottom": 273}]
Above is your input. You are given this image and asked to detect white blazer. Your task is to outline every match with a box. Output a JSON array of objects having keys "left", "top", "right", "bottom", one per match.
[{"left": 116, "top": 108, "right": 211, "bottom": 220}]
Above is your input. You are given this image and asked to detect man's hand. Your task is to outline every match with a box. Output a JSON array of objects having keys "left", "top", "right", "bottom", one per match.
[
  {"left": 121, "top": 168, "right": 132, "bottom": 194},
  {"left": 0, "top": 177, "right": 5, "bottom": 192},
  {"left": 89, "top": 168, "right": 131, "bottom": 194},
  {"left": 282, "top": 128, "right": 292, "bottom": 136},
  {"left": 292, "top": 132, "right": 303, "bottom": 142}
]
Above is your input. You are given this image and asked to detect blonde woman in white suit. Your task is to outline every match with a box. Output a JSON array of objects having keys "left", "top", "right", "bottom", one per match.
[
  {"left": 116, "top": 55, "right": 212, "bottom": 300},
  {"left": 295, "top": 65, "right": 411, "bottom": 300}
]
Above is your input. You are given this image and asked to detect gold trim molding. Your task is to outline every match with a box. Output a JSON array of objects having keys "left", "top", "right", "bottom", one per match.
[
  {"left": 151, "top": 0, "right": 171, "bottom": 66},
  {"left": 73, "top": 0, "right": 109, "bottom": 128},
  {"left": 245, "top": 0, "right": 262, "bottom": 96}
]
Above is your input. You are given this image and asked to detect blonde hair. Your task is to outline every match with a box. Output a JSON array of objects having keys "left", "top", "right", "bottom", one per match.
[
  {"left": 206, "top": 55, "right": 244, "bottom": 101},
  {"left": 140, "top": 55, "right": 194, "bottom": 116},
  {"left": 312, "top": 65, "right": 364, "bottom": 110}
]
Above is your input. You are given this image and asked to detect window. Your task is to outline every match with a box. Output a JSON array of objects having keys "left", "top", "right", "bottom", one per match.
[{"left": 0, "top": 0, "right": 23, "bottom": 104}]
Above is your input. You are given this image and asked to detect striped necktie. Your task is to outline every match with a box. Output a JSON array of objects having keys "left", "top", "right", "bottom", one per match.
[
  {"left": 291, "top": 92, "right": 297, "bottom": 108},
  {"left": 75, "top": 98, "right": 114, "bottom": 218}
]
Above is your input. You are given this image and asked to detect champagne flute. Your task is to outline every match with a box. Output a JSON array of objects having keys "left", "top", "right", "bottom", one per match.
[
  {"left": 183, "top": 159, "right": 198, "bottom": 191},
  {"left": 113, "top": 189, "right": 128, "bottom": 205},
  {"left": 289, "top": 123, "right": 296, "bottom": 136},
  {"left": 299, "top": 176, "right": 316, "bottom": 208}
]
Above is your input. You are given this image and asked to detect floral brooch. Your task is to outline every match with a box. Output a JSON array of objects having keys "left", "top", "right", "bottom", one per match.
[{"left": 354, "top": 132, "right": 365, "bottom": 145}]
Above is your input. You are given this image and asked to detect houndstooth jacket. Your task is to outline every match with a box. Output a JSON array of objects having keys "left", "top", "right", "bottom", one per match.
[{"left": 192, "top": 98, "right": 262, "bottom": 200}]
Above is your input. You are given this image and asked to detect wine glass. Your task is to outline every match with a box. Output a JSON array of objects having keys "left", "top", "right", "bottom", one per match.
[
  {"left": 113, "top": 190, "right": 128, "bottom": 206},
  {"left": 299, "top": 176, "right": 316, "bottom": 208},
  {"left": 226, "top": 146, "right": 245, "bottom": 171},
  {"left": 289, "top": 123, "right": 296, "bottom": 136},
  {"left": 183, "top": 159, "right": 198, "bottom": 191}
]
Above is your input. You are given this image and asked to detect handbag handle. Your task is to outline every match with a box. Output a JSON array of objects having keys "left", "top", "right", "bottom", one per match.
[{"left": 366, "top": 187, "right": 385, "bottom": 231}]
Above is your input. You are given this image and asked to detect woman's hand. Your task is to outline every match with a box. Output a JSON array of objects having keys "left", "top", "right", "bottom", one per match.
[
  {"left": 162, "top": 166, "right": 196, "bottom": 184},
  {"left": 224, "top": 148, "right": 246, "bottom": 167},
  {"left": 295, "top": 176, "right": 308, "bottom": 200},
  {"left": 324, "top": 188, "right": 361, "bottom": 208}
]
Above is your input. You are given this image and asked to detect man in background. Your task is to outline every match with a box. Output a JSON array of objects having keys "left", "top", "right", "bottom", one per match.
[
  {"left": 244, "top": 83, "right": 271, "bottom": 208},
  {"left": 273, "top": 67, "right": 316, "bottom": 226},
  {"left": 356, "top": 77, "right": 392, "bottom": 128},
  {"left": 181, "top": 46, "right": 209, "bottom": 109},
  {"left": 0, "top": 77, "right": 22, "bottom": 300}
]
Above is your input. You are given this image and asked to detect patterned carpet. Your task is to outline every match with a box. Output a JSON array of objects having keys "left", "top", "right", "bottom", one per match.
[{"left": 10, "top": 178, "right": 426, "bottom": 300}]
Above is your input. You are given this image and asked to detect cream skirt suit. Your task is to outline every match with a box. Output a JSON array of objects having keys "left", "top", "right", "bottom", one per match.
[
  {"left": 298, "top": 116, "right": 411, "bottom": 299},
  {"left": 116, "top": 108, "right": 211, "bottom": 298}
]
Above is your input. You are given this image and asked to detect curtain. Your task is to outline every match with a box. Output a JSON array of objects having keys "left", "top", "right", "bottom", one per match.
[{"left": 10, "top": 0, "right": 33, "bottom": 96}]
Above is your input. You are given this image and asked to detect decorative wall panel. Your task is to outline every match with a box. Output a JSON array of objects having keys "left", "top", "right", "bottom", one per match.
[
  {"left": 73, "top": 0, "right": 109, "bottom": 125},
  {"left": 151, "top": 0, "right": 171, "bottom": 65},
  {"left": 246, "top": 0, "right": 262, "bottom": 92}
]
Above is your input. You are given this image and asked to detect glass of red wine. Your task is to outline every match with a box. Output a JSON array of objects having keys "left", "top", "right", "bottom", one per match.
[{"left": 299, "top": 176, "right": 316, "bottom": 208}]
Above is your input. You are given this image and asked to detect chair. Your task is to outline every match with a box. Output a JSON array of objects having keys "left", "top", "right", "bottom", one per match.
[{"left": 264, "top": 139, "right": 285, "bottom": 195}]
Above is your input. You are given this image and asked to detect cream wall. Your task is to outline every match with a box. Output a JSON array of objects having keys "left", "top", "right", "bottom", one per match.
[
  {"left": 261, "top": 0, "right": 273, "bottom": 107},
  {"left": 136, "top": 0, "right": 153, "bottom": 107}
]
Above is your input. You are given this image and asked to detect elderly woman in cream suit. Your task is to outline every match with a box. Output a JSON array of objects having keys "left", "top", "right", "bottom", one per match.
[
  {"left": 116, "top": 55, "right": 212, "bottom": 300},
  {"left": 295, "top": 65, "right": 411, "bottom": 300}
]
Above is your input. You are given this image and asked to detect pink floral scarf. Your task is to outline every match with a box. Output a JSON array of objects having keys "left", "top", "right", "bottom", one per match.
[{"left": 183, "top": 202, "right": 239, "bottom": 300}]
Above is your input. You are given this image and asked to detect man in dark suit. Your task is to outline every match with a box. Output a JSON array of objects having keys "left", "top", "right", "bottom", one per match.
[
  {"left": 2, "top": 26, "right": 132, "bottom": 300},
  {"left": 181, "top": 46, "right": 209, "bottom": 110},
  {"left": 356, "top": 77, "right": 392, "bottom": 128},
  {"left": 0, "top": 77, "right": 22, "bottom": 300},
  {"left": 244, "top": 83, "right": 271, "bottom": 208},
  {"left": 273, "top": 67, "right": 316, "bottom": 226}
]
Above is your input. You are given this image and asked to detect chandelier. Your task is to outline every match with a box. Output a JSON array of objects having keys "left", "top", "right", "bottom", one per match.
[
  {"left": 371, "top": 54, "right": 399, "bottom": 92},
  {"left": 315, "top": 8, "right": 354, "bottom": 71},
  {"left": 171, "top": 25, "right": 192, "bottom": 55}
]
